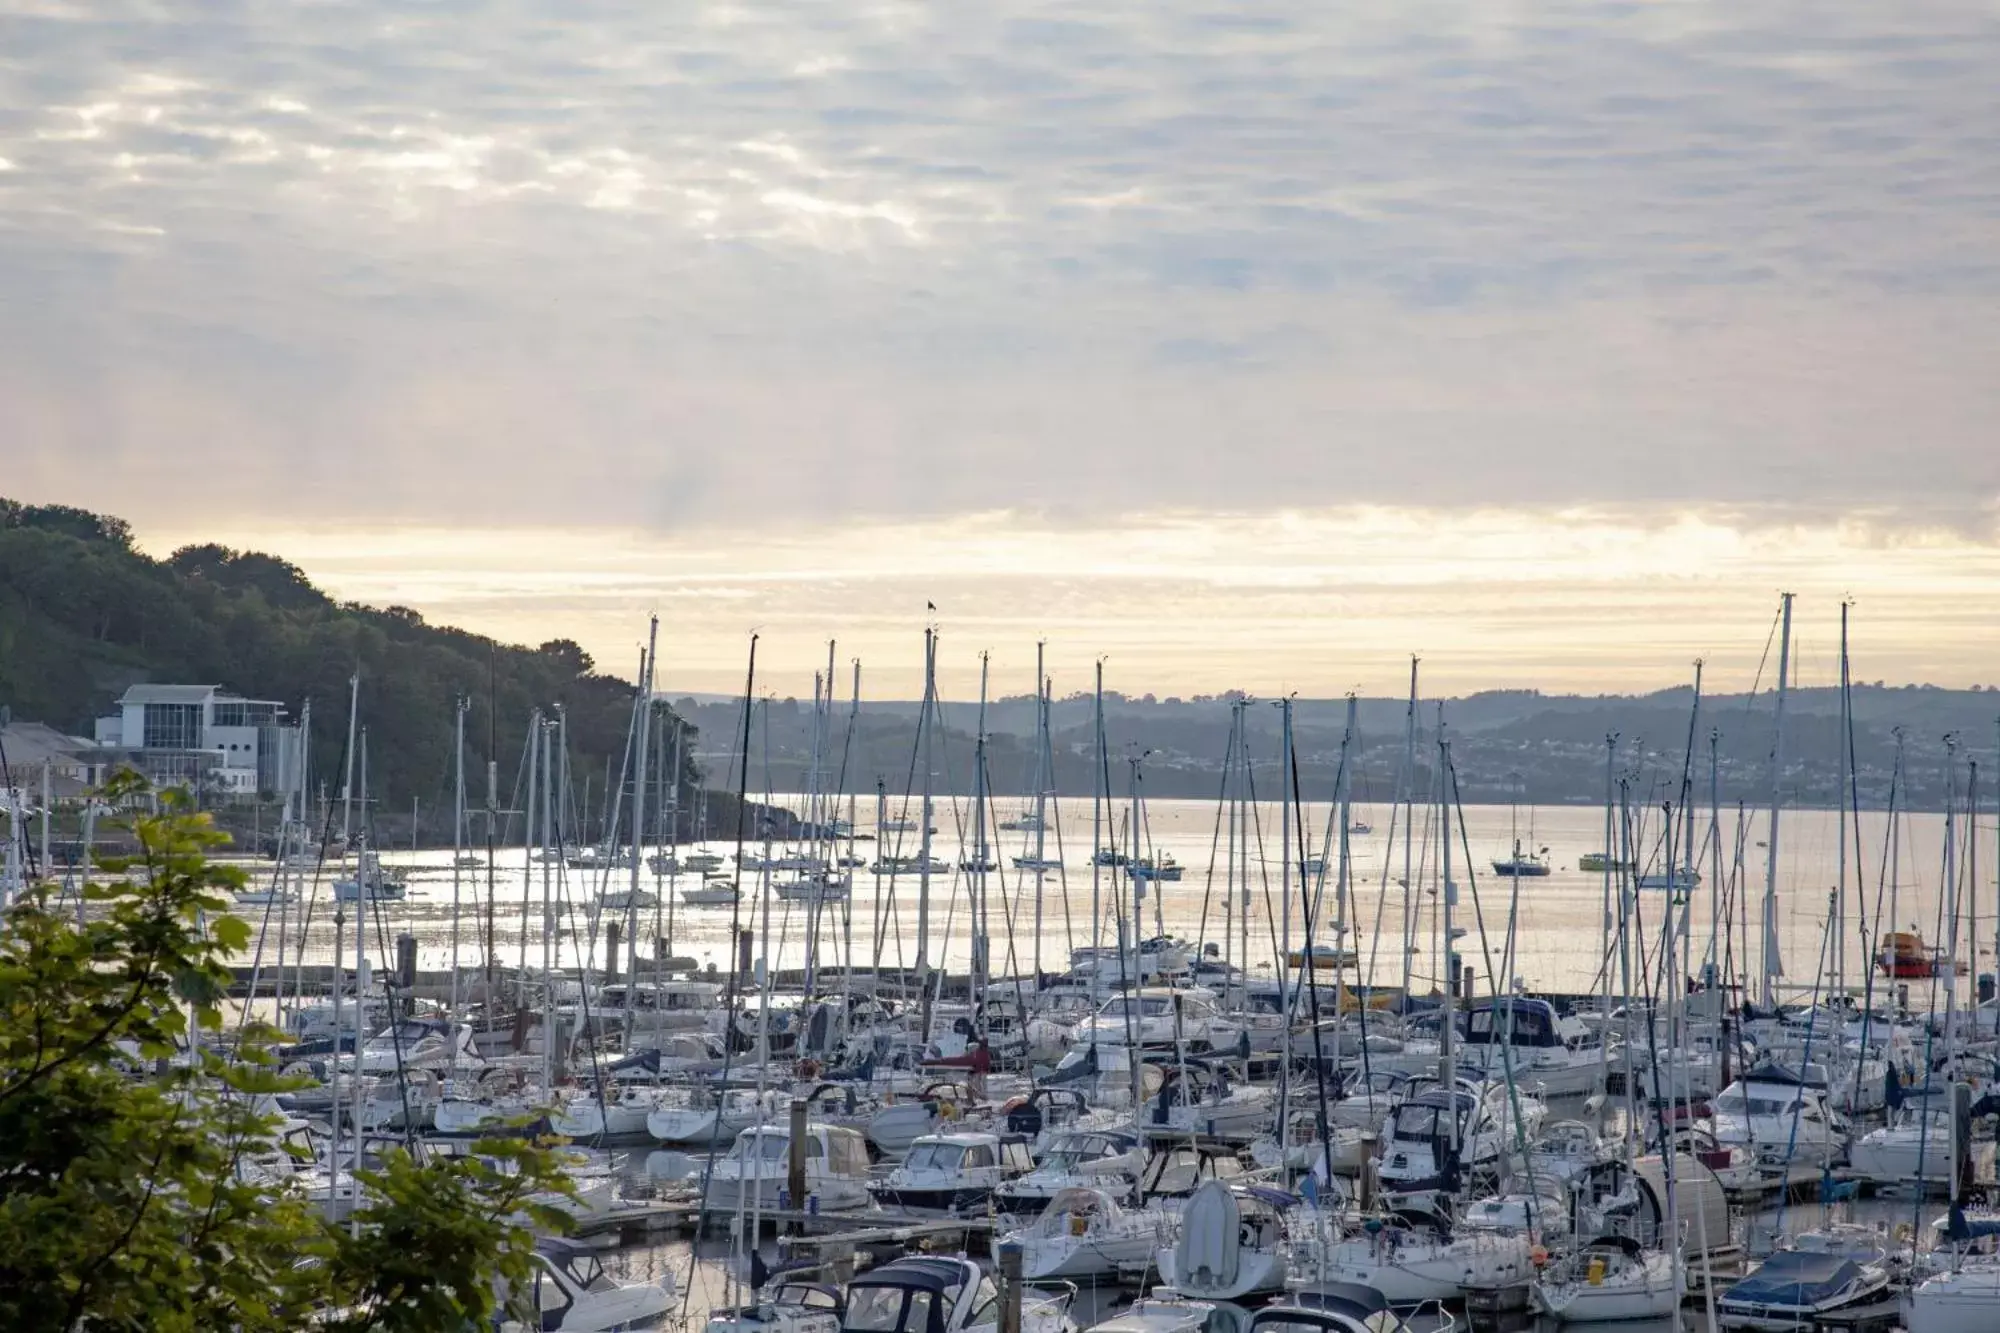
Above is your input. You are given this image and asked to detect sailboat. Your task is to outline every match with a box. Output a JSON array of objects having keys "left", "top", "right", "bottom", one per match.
[{"left": 1490, "top": 776, "right": 1549, "bottom": 877}]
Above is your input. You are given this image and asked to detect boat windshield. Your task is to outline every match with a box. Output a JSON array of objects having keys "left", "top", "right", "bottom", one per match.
[
  {"left": 366, "top": 1023, "right": 442, "bottom": 1049},
  {"left": 1046, "top": 1135, "right": 1115, "bottom": 1169},
  {"left": 846, "top": 1287, "right": 935, "bottom": 1333},
  {"left": 1097, "top": 996, "right": 1172, "bottom": 1020},
  {"left": 1714, "top": 1090, "right": 1806, "bottom": 1116},
  {"left": 727, "top": 1132, "right": 793, "bottom": 1163},
  {"left": 1391, "top": 1102, "right": 1455, "bottom": 1140},
  {"left": 903, "top": 1143, "right": 969, "bottom": 1173}
]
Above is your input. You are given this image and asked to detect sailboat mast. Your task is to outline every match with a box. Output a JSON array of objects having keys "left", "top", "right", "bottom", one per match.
[
  {"left": 340, "top": 672, "right": 360, "bottom": 848},
  {"left": 973, "top": 651, "right": 991, "bottom": 1013},
  {"left": 917, "top": 626, "right": 937, "bottom": 1043},
  {"left": 1032, "top": 640, "right": 1047, "bottom": 982},
  {"left": 1277, "top": 697, "right": 1295, "bottom": 1130},
  {"left": 1437, "top": 725, "right": 1457, "bottom": 1155},
  {"left": 451, "top": 696, "right": 466, "bottom": 1015},
  {"left": 1837, "top": 602, "right": 1852, "bottom": 999},
  {"left": 1761, "top": 591, "right": 1793, "bottom": 1008},
  {"left": 1090, "top": 660, "right": 1105, "bottom": 1009},
  {"left": 626, "top": 618, "right": 658, "bottom": 1007},
  {"left": 1399, "top": 658, "right": 1419, "bottom": 996}
]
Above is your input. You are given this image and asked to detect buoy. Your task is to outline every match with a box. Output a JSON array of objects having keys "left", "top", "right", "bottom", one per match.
[
  {"left": 1531, "top": 1244, "right": 1550, "bottom": 1269},
  {"left": 1587, "top": 1255, "right": 1605, "bottom": 1286}
]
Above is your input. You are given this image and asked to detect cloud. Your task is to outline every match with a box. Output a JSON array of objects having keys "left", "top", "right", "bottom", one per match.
[{"left": 2, "top": 2, "right": 1998, "bottom": 530}]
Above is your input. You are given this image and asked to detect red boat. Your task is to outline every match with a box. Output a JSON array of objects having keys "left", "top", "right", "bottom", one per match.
[{"left": 1876, "top": 930, "right": 1940, "bottom": 979}]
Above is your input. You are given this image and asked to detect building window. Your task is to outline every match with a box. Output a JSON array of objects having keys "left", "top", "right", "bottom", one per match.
[{"left": 142, "top": 703, "right": 203, "bottom": 750}]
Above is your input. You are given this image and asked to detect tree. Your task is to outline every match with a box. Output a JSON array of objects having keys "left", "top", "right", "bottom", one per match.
[{"left": 0, "top": 776, "right": 571, "bottom": 1331}]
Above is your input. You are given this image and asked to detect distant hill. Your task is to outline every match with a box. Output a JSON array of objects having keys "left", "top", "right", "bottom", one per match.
[
  {"left": 672, "top": 680, "right": 2000, "bottom": 811},
  {"left": 0, "top": 500, "right": 700, "bottom": 838}
]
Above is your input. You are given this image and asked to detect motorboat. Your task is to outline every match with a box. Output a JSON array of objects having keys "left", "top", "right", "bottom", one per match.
[
  {"left": 1128, "top": 855, "right": 1183, "bottom": 883},
  {"left": 498, "top": 1237, "right": 673, "bottom": 1333},
  {"left": 703, "top": 1122, "right": 873, "bottom": 1212},
  {"left": 1717, "top": 1249, "right": 1891, "bottom": 1330},
  {"left": 334, "top": 851, "right": 407, "bottom": 901},
  {"left": 1851, "top": 1090, "right": 1989, "bottom": 1190},
  {"left": 352, "top": 1019, "right": 481, "bottom": 1076},
  {"left": 596, "top": 886, "right": 658, "bottom": 910},
  {"left": 869, "top": 1132, "right": 1036, "bottom": 1214},
  {"left": 1005, "top": 1185, "right": 1166, "bottom": 1280},
  {"left": 1072, "top": 988, "right": 1241, "bottom": 1053},
  {"left": 1375, "top": 1079, "right": 1545, "bottom": 1195},
  {"left": 1877, "top": 930, "right": 1941, "bottom": 979},
  {"left": 706, "top": 1277, "right": 843, "bottom": 1333},
  {"left": 1251, "top": 1286, "right": 1455, "bottom": 1333},
  {"left": 1013, "top": 855, "right": 1063, "bottom": 872},
  {"left": 994, "top": 1127, "right": 1146, "bottom": 1215},
  {"left": 1704, "top": 1062, "right": 1848, "bottom": 1170},
  {"left": 1535, "top": 1235, "right": 1681, "bottom": 1323},
  {"left": 1152, "top": 1179, "right": 1295, "bottom": 1301},
  {"left": 838, "top": 1256, "right": 1072, "bottom": 1333},
  {"left": 684, "top": 850, "right": 727, "bottom": 873},
  {"left": 1454, "top": 996, "right": 1610, "bottom": 1098},
  {"left": 599, "top": 980, "right": 727, "bottom": 1036},
  {"left": 1086, "top": 1292, "right": 1215, "bottom": 1333}
]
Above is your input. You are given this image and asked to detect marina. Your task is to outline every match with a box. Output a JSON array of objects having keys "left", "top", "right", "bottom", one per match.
[{"left": 10, "top": 600, "right": 2000, "bottom": 1333}]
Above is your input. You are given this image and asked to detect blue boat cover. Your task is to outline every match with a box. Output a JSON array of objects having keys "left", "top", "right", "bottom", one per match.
[{"left": 1723, "top": 1251, "right": 1860, "bottom": 1308}]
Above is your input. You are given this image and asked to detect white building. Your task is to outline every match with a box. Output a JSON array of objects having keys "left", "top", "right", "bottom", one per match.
[{"left": 94, "top": 685, "right": 301, "bottom": 797}]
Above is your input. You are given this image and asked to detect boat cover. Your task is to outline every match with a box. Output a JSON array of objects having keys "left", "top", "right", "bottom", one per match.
[
  {"left": 1174, "top": 1179, "right": 1241, "bottom": 1290},
  {"left": 1722, "top": 1251, "right": 1861, "bottom": 1308}
]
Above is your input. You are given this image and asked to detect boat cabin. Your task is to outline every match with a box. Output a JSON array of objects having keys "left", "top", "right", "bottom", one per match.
[
  {"left": 840, "top": 1257, "right": 1001, "bottom": 1333},
  {"left": 1249, "top": 1285, "right": 1398, "bottom": 1333}
]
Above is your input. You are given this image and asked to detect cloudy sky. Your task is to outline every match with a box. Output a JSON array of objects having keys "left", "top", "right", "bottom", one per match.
[{"left": 5, "top": 2, "right": 1998, "bottom": 697}]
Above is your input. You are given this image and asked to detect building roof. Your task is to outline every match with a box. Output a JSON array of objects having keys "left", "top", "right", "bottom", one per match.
[
  {"left": 117, "top": 684, "right": 224, "bottom": 704},
  {"left": 0, "top": 721, "right": 97, "bottom": 765}
]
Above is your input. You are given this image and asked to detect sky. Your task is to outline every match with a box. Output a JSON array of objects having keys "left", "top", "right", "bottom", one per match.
[{"left": 5, "top": 2, "right": 1999, "bottom": 698}]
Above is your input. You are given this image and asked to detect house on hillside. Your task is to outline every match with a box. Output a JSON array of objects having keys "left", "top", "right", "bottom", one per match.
[{"left": 93, "top": 685, "right": 301, "bottom": 798}]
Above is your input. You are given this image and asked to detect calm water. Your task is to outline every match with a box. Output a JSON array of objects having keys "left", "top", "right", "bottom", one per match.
[{"left": 225, "top": 798, "right": 1995, "bottom": 998}]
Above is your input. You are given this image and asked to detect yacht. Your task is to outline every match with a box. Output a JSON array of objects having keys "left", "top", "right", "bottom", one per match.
[
  {"left": 1454, "top": 996, "right": 1610, "bottom": 1098},
  {"left": 1850, "top": 1091, "right": 1988, "bottom": 1190},
  {"left": 1704, "top": 1062, "right": 1848, "bottom": 1170},
  {"left": 1717, "top": 1249, "right": 1891, "bottom": 1330},
  {"left": 994, "top": 1127, "right": 1146, "bottom": 1214},
  {"left": 1004, "top": 1185, "right": 1165, "bottom": 1280},
  {"left": 682, "top": 881, "right": 742, "bottom": 907},
  {"left": 1072, "top": 987, "right": 1239, "bottom": 1052},
  {"left": 647, "top": 1086, "right": 785, "bottom": 1146},
  {"left": 1293, "top": 1199, "right": 1537, "bottom": 1305},
  {"left": 503, "top": 1238, "right": 674, "bottom": 1333},
  {"left": 1086, "top": 1293, "right": 1215, "bottom": 1333},
  {"left": 1139, "top": 1063, "right": 1275, "bottom": 1144},
  {"left": 1376, "top": 1079, "right": 1547, "bottom": 1196},
  {"left": 1251, "top": 1287, "right": 1453, "bottom": 1333},
  {"left": 869, "top": 1132, "right": 1036, "bottom": 1214},
  {"left": 838, "top": 1256, "right": 1072, "bottom": 1333},
  {"left": 1534, "top": 1235, "right": 1681, "bottom": 1323},
  {"left": 1152, "top": 1179, "right": 1294, "bottom": 1301},
  {"left": 703, "top": 1122, "right": 873, "bottom": 1212},
  {"left": 705, "top": 1277, "right": 844, "bottom": 1333}
]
